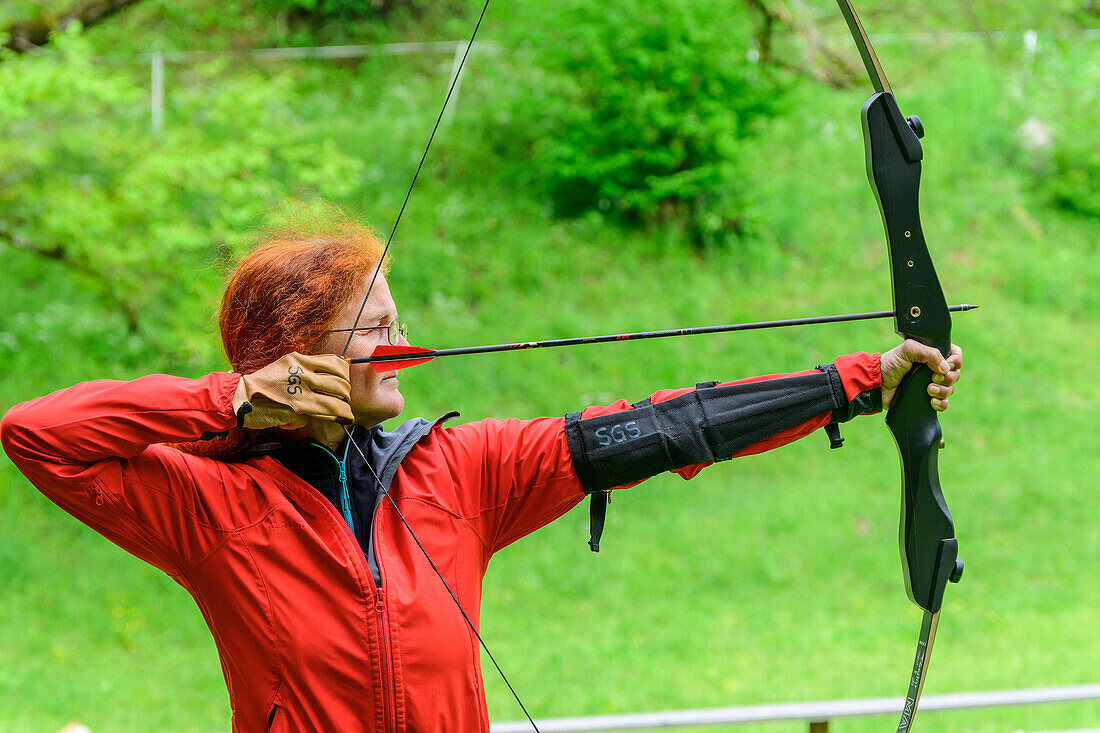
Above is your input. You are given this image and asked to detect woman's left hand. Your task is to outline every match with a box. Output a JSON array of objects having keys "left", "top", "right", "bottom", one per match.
[{"left": 881, "top": 340, "right": 963, "bottom": 412}]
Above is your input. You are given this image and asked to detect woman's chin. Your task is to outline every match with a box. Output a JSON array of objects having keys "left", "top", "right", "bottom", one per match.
[{"left": 354, "top": 393, "right": 404, "bottom": 427}]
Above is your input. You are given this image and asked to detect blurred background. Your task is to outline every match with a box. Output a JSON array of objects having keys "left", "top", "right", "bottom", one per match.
[{"left": 1, "top": 0, "right": 1097, "bottom": 730}]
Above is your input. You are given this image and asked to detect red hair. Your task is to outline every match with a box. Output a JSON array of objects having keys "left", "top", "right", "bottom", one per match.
[{"left": 181, "top": 204, "right": 389, "bottom": 457}]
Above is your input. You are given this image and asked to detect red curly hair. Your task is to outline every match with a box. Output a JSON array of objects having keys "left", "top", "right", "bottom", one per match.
[{"left": 181, "top": 203, "right": 389, "bottom": 457}]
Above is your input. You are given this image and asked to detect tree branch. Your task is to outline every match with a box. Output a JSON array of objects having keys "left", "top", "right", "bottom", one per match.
[
  {"left": 742, "top": 0, "right": 865, "bottom": 89},
  {"left": 0, "top": 222, "right": 150, "bottom": 344},
  {"left": 3, "top": 0, "right": 146, "bottom": 54}
]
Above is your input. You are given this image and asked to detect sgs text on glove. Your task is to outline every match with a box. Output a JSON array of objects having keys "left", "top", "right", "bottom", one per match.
[{"left": 232, "top": 352, "right": 354, "bottom": 430}]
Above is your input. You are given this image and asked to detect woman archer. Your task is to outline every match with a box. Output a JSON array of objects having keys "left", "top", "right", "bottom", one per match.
[{"left": 1, "top": 212, "right": 962, "bottom": 732}]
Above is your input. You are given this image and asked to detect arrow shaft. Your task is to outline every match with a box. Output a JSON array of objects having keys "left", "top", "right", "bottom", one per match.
[{"left": 349, "top": 304, "right": 977, "bottom": 364}]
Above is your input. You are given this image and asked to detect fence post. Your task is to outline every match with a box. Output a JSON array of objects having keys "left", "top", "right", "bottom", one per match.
[
  {"left": 151, "top": 51, "right": 164, "bottom": 136},
  {"left": 809, "top": 721, "right": 829, "bottom": 733},
  {"left": 1023, "top": 29, "right": 1038, "bottom": 55},
  {"left": 440, "top": 40, "right": 466, "bottom": 129}
]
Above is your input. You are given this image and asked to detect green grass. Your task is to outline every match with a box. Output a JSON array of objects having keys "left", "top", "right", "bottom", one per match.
[{"left": 2, "top": 4, "right": 1100, "bottom": 732}]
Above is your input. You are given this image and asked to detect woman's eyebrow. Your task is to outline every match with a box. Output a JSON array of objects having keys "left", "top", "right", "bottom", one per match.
[
  {"left": 367, "top": 310, "right": 396, "bottom": 325},
  {"left": 358, "top": 307, "right": 389, "bottom": 323}
]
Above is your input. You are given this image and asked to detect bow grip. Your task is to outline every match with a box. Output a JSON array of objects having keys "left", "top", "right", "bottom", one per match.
[{"left": 886, "top": 365, "right": 961, "bottom": 613}]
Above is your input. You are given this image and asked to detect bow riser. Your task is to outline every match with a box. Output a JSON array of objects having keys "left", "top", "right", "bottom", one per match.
[
  {"left": 859, "top": 90, "right": 962, "bottom": 616},
  {"left": 851, "top": 62, "right": 965, "bottom": 730}
]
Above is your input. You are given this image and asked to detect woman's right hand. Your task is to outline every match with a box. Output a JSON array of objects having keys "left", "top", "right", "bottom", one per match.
[{"left": 233, "top": 352, "right": 354, "bottom": 430}]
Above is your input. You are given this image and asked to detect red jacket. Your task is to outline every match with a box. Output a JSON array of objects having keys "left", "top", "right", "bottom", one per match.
[{"left": 0, "top": 353, "right": 880, "bottom": 732}]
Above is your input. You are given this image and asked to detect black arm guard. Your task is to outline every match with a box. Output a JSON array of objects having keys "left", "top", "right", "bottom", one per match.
[{"left": 564, "top": 365, "right": 865, "bottom": 494}]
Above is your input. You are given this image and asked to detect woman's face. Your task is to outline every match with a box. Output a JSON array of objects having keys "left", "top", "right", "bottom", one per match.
[{"left": 320, "top": 274, "right": 407, "bottom": 428}]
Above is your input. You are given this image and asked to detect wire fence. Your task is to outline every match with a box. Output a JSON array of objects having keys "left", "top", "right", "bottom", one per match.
[
  {"left": 145, "top": 40, "right": 500, "bottom": 136},
  {"left": 129, "top": 27, "right": 1098, "bottom": 135}
]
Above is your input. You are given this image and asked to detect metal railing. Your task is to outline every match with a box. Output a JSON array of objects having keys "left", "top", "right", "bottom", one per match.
[{"left": 491, "top": 684, "right": 1100, "bottom": 732}]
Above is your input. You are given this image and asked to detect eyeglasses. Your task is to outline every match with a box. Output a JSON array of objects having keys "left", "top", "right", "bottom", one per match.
[{"left": 327, "top": 322, "right": 408, "bottom": 345}]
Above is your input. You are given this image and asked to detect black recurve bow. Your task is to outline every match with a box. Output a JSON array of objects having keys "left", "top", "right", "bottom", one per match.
[{"left": 835, "top": 2, "right": 964, "bottom": 730}]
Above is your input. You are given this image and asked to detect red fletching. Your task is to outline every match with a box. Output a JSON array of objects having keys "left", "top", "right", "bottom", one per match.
[{"left": 366, "top": 344, "right": 436, "bottom": 372}]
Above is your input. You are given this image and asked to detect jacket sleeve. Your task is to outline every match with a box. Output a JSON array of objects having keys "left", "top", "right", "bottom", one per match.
[
  {"left": 422, "top": 415, "right": 586, "bottom": 554},
  {"left": 433, "top": 352, "right": 880, "bottom": 552},
  {"left": 0, "top": 372, "right": 243, "bottom": 576}
]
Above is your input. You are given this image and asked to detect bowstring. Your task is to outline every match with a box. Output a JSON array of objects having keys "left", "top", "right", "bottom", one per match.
[
  {"left": 336, "top": 2, "right": 540, "bottom": 729},
  {"left": 341, "top": 0, "right": 492, "bottom": 359}
]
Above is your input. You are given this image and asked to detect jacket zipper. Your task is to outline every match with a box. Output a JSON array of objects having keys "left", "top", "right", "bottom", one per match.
[
  {"left": 371, "top": 461, "right": 397, "bottom": 732},
  {"left": 375, "top": 586, "right": 396, "bottom": 731},
  {"left": 310, "top": 436, "right": 397, "bottom": 730}
]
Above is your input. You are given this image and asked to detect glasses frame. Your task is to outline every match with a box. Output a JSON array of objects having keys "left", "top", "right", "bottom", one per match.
[{"left": 327, "top": 322, "right": 408, "bottom": 345}]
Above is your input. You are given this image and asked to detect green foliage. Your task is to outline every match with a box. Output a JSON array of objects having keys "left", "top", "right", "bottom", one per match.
[
  {"left": 0, "top": 26, "right": 367, "bottom": 367},
  {"left": 257, "top": 0, "right": 385, "bottom": 20},
  {"left": 1043, "top": 130, "right": 1100, "bottom": 219},
  {"left": 1023, "top": 41, "right": 1100, "bottom": 219},
  {"left": 0, "top": 0, "right": 47, "bottom": 28},
  {"left": 270, "top": 0, "right": 371, "bottom": 15},
  {"left": 251, "top": 0, "right": 431, "bottom": 45},
  {"left": 904, "top": 0, "right": 1091, "bottom": 31},
  {"left": 486, "top": 0, "right": 788, "bottom": 248}
]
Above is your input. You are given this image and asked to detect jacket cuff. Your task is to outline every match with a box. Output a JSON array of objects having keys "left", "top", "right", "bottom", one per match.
[
  {"left": 197, "top": 372, "right": 246, "bottom": 440},
  {"left": 828, "top": 351, "right": 882, "bottom": 422}
]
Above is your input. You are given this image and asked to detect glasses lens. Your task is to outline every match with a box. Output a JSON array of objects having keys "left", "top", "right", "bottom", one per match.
[{"left": 387, "top": 322, "right": 407, "bottom": 345}]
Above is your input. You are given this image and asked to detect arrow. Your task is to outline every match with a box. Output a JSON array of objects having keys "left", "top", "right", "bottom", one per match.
[{"left": 351, "top": 304, "right": 978, "bottom": 371}]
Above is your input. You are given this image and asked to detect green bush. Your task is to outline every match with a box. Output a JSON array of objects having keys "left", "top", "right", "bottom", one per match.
[
  {"left": 486, "top": 0, "right": 788, "bottom": 248},
  {"left": 1022, "top": 42, "right": 1100, "bottom": 219},
  {"left": 0, "top": 27, "right": 367, "bottom": 369},
  {"left": 255, "top": 0, "right": 421, "bottom": 22},
  {"left": 1044, "top": 126, "right": 1100, "bottom": 219}
]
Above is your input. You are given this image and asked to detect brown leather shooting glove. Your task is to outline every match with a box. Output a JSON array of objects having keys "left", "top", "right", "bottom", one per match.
[{"left": 232, "top": 352, "right": 354, "bottom": 430}]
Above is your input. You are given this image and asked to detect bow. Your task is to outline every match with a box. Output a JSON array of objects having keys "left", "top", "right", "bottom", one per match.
[
  {"left": 334, "top": 1, "right": 963, "bottom": 730},
  {"left": 835, "top": 1, "right": 963, "bottom": 729}
]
